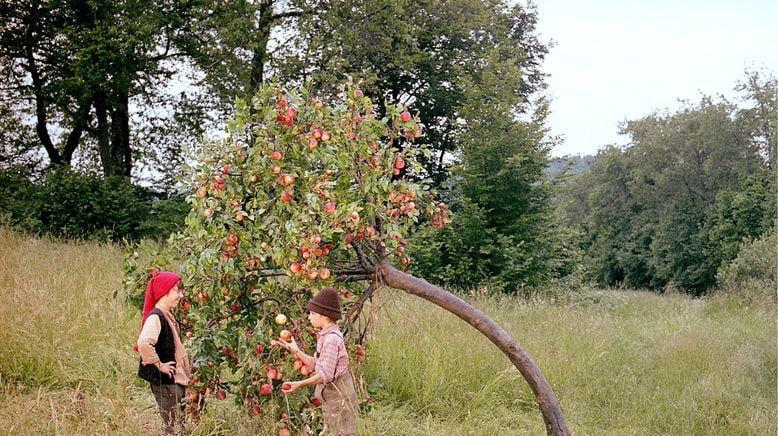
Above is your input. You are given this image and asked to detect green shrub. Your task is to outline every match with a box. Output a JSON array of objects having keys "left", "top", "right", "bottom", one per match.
[
  {"left": 0, "top": 168, "right": 187, "bottom": 242},
  {"left": 714, "top": 224, "right": 777, "bottom": 305}
]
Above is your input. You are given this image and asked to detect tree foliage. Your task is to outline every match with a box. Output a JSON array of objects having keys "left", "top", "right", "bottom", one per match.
[
  {"left": 407, "top": 28, "right": 567, "bottom": 293},
  {"left": 560, "top": 72, "right": 777, "bottom": 295},
  {"left": 295, "top": 0, "right": 549, "bottom": 184}
]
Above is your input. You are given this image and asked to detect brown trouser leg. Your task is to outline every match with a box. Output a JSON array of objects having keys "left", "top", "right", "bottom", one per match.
[
  {"left": 317, "top": 370, "right": 358, "bottom": 435},
  {"left": 150, "top": 383, "right": 185, "bottom": 435}
]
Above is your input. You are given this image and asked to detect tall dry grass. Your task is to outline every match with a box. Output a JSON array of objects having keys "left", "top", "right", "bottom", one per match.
[{"left": 0, "top": 227, "right": 774, "bottom": 435}]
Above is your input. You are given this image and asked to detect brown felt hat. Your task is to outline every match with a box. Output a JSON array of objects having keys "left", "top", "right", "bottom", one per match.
[{"left": 305, "top": 287, "right": 341, "bottom": 320}]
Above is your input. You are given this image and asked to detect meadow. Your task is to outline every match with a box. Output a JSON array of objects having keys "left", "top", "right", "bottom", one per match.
[{"left": 0, "top": 227, "right": 774, "bottom": 435}]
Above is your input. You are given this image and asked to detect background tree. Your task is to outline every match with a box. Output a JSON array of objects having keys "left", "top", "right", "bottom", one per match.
[
  {"left": 409, "top": 45, "right": 570, "bottom": 292},
  {"left": 0, "top": 0, "right": 211, "bottom": 181},
  {"left": 559, "top": 72, "right": 776, "bottom": 295},
  {"left": 293, "top": 0, "right": 549, "bottom": 185}
]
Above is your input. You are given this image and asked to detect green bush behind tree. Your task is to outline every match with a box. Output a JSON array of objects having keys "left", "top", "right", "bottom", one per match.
[{"left": 0, "top": 168, "right": 187, "bottom": 242}]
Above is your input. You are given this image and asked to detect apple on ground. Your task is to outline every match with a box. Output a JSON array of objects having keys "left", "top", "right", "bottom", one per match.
[
  {"left": 275, "top": 313, "right": 287, "bottom": 325},
  {"left": 215, "top": 390, "right": 227, "bottom": 400},
  {"left": 279, "top": 329, "right": 292, "bottom": 341},
  {"left": 260, "top": 383, "right": 272, "bottom": 395}
]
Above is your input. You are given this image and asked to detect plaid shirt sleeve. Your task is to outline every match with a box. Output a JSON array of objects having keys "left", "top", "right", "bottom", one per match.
[{"left": 314, "top": 333, "right": 342, "bottom": 383}]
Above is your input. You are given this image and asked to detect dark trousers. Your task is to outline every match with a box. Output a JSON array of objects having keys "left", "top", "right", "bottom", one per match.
[{"left": 150, "top": 382, "right": 185, "bottom": 435}]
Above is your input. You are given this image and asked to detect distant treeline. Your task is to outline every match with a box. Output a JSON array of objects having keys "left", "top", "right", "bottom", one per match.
[{"left": 556, "top": 72, "right": 776, "bottom": 295}]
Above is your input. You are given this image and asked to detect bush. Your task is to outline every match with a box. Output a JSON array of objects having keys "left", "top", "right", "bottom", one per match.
[
  {"left": 0, "top": 168, "right": 187, "bottom": 242},
  {"left": 714, "top": 224, "right": 777, "bottom": 305}
]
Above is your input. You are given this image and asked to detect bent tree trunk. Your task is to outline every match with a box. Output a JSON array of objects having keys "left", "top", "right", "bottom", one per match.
[{"left": 378, "top": 260, "right": 571, "bottom": 436}]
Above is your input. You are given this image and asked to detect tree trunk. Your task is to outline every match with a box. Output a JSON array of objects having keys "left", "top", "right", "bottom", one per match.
[
  {"left": 249, "top": 0, "right": 274, "bottom": 96},
  {"left": 378, "top": 260, "right": 571, "bottom": 436},
  {"left": 110, "top": 91, "right": 132, "bottom": 178}
]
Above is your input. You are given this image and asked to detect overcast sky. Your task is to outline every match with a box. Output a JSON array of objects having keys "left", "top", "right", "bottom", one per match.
[{"left": 532, "top": 0, "right": 778, "bottom": 157}]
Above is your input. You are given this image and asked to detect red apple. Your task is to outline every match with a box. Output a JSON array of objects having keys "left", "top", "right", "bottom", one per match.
[
  {"left": 354, "top": 88, "right": 363, "bottom": 97},
  {"left": 394, "top": 158, "right": 405, "bottom": 169},
  {"left": 250, "top": 405, "right": 261, "bottom": 416},
  {"left": 279, "top": 329, "right": 292, "bottom": 341},
  {"left": 282, "top": 382, "right": 292, "bottom": 391},
  {"left": 318, "top": 268, "right": 331, "bottom": 280},
  {"left": 280, "top": 191, "right": 293, "bottom": 202},
  {"left": 230, "top": 301, "right": 240, "bottom": 312},
  {"left": 276, "top": 99, "right": 287, "bottom": 108},
  {"left": 271, "top": 164, "right": 281, "bottom": 174},
  {"left": 306, "top": 268, "right": 318, "bottom": 280},
  {"left": 226, "top": 234, "right": 238, "bottom": 245},
  {"left": 314, "top": 99, "right": 323, "bottom": 109},
  {"left": 400, "top": 110, "right": 411, "bottom": 122},
  {"left": 285, "top": 107, "right": 297, "bottom": 118},
  {"left": 255, "top": 343, "right": 264, "bottom": 353},
  {"left": 270, "top": 150, "right": 283, "bottom": 160},
  {"left": 196, "top": 187, "right": 207, "bottom": 198},
  {"left": 266, "top": 366, "right": 279, "bottom": 380},
  {"left": 323, "top": 201, "right": 336, "bottom": 213},
  {"left": 311, "top": 127, "right": 323, "bottom": 139},
  {"left": 289, "top": 262, "right": 302, "bottom": 274},
  {"left": 260, "top": 383, "right": 272, "bottom": 395},
  {"left": 204, "top": 208, "right": 213, "bottom": 217},
  {"left": 350, "top": 211, "right": 359, "bottom": 221},
  {"left": 250, "top": 175, "right": 258, "bottom": 183},
  {"left": 311, "top": 397, "right": 321, "bottom": 407},
  {"left": 321, "top": 130, "right": 331, "bottom": 142},
  {"left": 355, "top": 345, "right": 366, "bottom": 356},
  {"left": 215, "top": 390, "right": 227, "bottom": 400},
  {"left": 278, "top": 173, "right": 295, "bottom": 186}
]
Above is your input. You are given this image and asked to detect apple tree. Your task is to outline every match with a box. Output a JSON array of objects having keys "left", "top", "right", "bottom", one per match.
[{"left": 127, "top": 80, "right": 569, "bottom": 435}]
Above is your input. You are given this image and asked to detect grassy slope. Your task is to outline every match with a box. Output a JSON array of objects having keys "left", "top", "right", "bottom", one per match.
[{"left": 0, "top": 228, "right": 774, "bottom": 435}]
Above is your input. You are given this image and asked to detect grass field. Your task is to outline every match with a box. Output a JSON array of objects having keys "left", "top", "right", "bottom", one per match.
[{"left": 0, "top": 227, "right": 775, "bottom": 435}]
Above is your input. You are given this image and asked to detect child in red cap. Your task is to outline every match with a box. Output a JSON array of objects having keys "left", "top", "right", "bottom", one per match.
[
  {"left": 136, "top": 271, "right": 191, "bottom": 436},
  {"left": 275, "top": 287, "right": 358, "bottom": 435}
]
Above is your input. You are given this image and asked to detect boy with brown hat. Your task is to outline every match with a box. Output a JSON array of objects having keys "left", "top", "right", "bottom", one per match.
[{"left": 276, "top": 287, "right": 358, "bottom": 435}]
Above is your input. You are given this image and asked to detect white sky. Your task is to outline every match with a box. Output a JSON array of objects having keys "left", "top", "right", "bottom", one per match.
[{"left": 532, "top": 0, "right": 778, "bottom": 157}]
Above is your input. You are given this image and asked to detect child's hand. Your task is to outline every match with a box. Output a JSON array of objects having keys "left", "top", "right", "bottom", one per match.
[
  {"left": 272, "top": 337, "right": 300, "bottom": 354},
  {"left": 281, "top": 381, "right": 299, "bottom": 394}
]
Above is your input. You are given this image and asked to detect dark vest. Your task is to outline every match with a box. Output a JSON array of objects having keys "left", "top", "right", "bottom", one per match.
[{"left": 138, "top": 308, "right": 176, "bottom": 385}]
